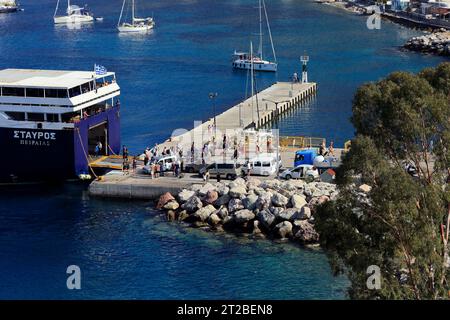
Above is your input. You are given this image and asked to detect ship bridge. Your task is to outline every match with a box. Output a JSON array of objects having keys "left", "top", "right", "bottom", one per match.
[{"left": 0, "top": 68, "right": 120, "bottom": 130}]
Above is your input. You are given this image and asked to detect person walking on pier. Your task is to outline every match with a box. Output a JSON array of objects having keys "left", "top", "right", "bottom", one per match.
[
  {"left": 150, "top": 163, "right": 155, "bottom": 179},
  {"left": 122, "top": 145, "right": 129, "bottom": 160},
  {"left": 319, "top": 140, "right": 326, "bottom": 157},
  {"left": 122, "top": 159, "right": 130, "bottom": 175},
  {"left": 328, "top": 141, "right": 335, "bottom": 157},
  {"left": 267, "top": 137, "right": 272, "bottom": 153},
  {"left": 95, "top": 141, "right": 102, "bottom": 156},
  {"left": 132, "top": 157, "right": 137, "bottom": 173},
  {"left": 191, "top": 142, "right": 195, "bottom": 163}
]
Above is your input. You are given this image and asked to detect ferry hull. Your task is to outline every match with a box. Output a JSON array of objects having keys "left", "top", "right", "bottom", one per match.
[{"left": 0, "top": 106, "right": 121, "bottom": 184}]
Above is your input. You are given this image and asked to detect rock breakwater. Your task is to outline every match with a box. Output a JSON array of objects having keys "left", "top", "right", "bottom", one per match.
[{"left": 156, "top": 178, "right": 340, "bottom": 245}]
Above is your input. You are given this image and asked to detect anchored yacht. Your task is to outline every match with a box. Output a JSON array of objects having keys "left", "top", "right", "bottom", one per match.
[
  {"left": 232, "top": 0, "right": 277, "bottom": 72},
  {"left": 118, "top": 0, "right": 154, "bottom": 33},
  {"left": 54, "top": 0, "right": 94, "bottom": 24},
  {"left": 0, "top": 68, "right": 121, "bottom": 183}
]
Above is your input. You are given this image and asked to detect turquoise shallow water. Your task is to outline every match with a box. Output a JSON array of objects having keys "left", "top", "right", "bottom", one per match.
[{"left": 0, "top": 0, "right": 446, "bottom": 299}]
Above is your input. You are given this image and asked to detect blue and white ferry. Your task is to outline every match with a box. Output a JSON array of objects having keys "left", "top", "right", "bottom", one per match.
[{"left": 0, "top": 68, "right": 121, "bottom": 183}]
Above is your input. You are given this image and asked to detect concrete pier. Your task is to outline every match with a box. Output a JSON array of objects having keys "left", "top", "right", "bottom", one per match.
[
  {"left": 166, "top": 81, "right": 316, "bottom": 146},
  {"left": 88, "top": 81, "right": 318, "bottom": 200}
]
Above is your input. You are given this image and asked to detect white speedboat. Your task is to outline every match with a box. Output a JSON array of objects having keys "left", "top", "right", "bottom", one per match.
[
  {"left": 54, "top": 0, "right": 94, "bottom": 24},
  {"left": 232, "top": 0, "right": 277, "bottom": 72},
  {"left": 0, "top": 0, "right": 18, "bottom": 13},
  {"left": 117, "top": 0, "right": 154, "bottom": 33}
]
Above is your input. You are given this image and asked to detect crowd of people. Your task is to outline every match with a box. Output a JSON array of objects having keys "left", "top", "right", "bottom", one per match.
[{"left": 119, "top": 130, "right": 277, "bottom": 178}]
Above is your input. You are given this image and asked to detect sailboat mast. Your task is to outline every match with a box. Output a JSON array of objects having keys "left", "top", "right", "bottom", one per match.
[
  {"left": 54, "top": 0, "right": 60, "bottom": 17},
  {"left": 258, "top": 0, "right": 263, "bottom": 59},
  {"left": 250, "top": 41, "right": 255, "bottom": 125},
  {"left": 118, "top": 0, "right": 126, "bottom": 27},
  {"left": 68, "top": 0, "right": 70, "bottom": 12},
  {"left": 263, "top": 0, "right": 277, "bottom": 63},
  {"left": 132, "top": 0, "right": 135, "bottom": 23}
]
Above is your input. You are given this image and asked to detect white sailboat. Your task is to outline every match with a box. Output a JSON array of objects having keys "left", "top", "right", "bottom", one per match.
[
  {"left": 232, "top": 0, "right": 277, "bottom": 72},
  {"left": 54, "top": 0, "right": 94, "bottom": 24},
  {"left": 0, "top": 0, "right": 18, "bottom": 13},
  {"left": 117, "top": 0, "right": 154, "bottom": 33}
]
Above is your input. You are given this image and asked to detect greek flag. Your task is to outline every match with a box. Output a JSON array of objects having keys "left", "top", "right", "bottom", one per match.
[{"left": 94, "top": 64, "right": 107, "bottom": 75}]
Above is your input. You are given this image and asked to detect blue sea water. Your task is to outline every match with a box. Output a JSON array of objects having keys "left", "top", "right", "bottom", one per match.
[{"left": 0, "top": 0, "right": 447, "bottom": 299}]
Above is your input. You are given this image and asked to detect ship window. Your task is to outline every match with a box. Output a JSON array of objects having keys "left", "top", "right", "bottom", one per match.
[
  {"left": 2, "top": 87, "right": 25, "bottom": 97},
  {"left": 81, "top": 82, "right": 91, "bottom": 94},
  {"left": 5, "top": 112, "right": 25, "bottom": 121},
  {"left": 26, "top": 88, "right": 45, "bottom": 98},
  {"left": 61, "top": 112, "right": 80, "bottom": 123},
  {"left": 47, "top": 114, "right": 59, "bottom": 122},
  {"left": 45, "top": 89, "right": 67, "bottom": 98},
  {"left": 27, "top": 113, "right": 45, "bottom": 122},
  {"left": 68, "top": 86, "right": 81, "bottom": 97}
]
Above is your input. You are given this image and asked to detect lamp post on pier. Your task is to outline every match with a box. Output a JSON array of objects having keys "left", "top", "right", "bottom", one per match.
[{"left": 209, "top": 92, "right": 218, "bottom": 139}]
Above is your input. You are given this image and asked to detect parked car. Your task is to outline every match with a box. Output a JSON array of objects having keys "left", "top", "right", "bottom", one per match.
[
  {"left": 199, "top": 163, "right": 243, "bottom": 180},
  {"left": 183, "top": 163, "right": 204, "bottom": 173},
  {"left": 142, "top": 155, "right": 178, "bottom": 174},
  {"left": 279, "top": 164, "right": 319, "bottom": 181},
  {"left": 243, "top": 154, "right": 279, "bottom": 176}
]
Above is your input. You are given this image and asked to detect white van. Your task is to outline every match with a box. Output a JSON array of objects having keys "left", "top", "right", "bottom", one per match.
[
  {"left": 245, "top": 154, "right": 279, "bottom": 176},
  {"left": 157, "top": 155, "right": 178, "bottom": 171}
]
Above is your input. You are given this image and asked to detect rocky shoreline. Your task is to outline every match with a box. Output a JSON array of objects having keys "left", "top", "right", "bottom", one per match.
[
  {"left": 155, "top": 177, "right": 342, "bottom": 246},
  {"left": 404, "top": 30, "right": 450, "bottom": 56}
]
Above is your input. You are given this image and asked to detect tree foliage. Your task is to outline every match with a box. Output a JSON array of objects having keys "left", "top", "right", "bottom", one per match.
[{"left": 315, "top": 62, "right": 450, "bottom": 299}]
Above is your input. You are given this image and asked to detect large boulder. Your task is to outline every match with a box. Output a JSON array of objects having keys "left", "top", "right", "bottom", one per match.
[
  {"left": 274, "top": 221, "right": 293, "bottom": 239},
  {"left": 192, "top": 204, "right": 216, "bottom": 221},
  {"left": 278, "top": 208, "right": 298, "bottom": 221},
  {"left": 208, "top": 213, "right": 222, "bottom": 226},
  {"left": 228, "top": 198, "right": 244, "bottom": 212},
  {"left": 156, "top": 192, "right": 175, "bottom": 209},
  {"left": 252, "top": 220, "right": 264, "bottom": 237},
  {"left": 203, "top": 190, "right": 219, "bottom": 205},
  {"left": 232, "top": 209, "right": 256, "bottom": 224},
  {"left": 229, "top": 186, "right": 247, "bottom": 198},
  {"left": 217, "top": 185, "right": 230, "bottom": 196},
  {"left": 291, "top": 194, "right": 307, "bottom": 209},
  {"left": 293, "top": 220, "right": 319, "bottom": 243},
  {"left": 256, "top": 209, "right": 276, "bottom": 230},
  {"left": 281, "top": 180, "right": 298, "bottom": 191},
  {"left": 242, "top": 194, "right": 258, "bottom": 210},
  {"left": 215, "top": 206, "right": 229, "bottom": 219},
  {"left": 166, "top": 210, "right": 176, "bottom": 221},
  {"left": 177, "top": 210, "right": 189, "bottom": 221},
  {"left": 260, "top": 179, "right": 281, "bottom": 189},
  {"left": 255, "top": 192, "right": 272, "bottom": 210},
  {"left": 246, "top": 178, "right": 262, "bottom": 190},
  {"left": 178, "top": 189, "right": 195, "bottom": 203},
  {"left": 271, "top": 192, "right": 289, "bottom": 207},
  {"left": 198, "top": 183, "right": 216, "bottom": 197},
  {"left": 214, "top": 194, "right": 231, "bottom": 207},
  {"left": 189, "top": 184, "right": 203, "bottom": 193},
  {"left": 182, "top": 195, "right": 203, "bottom": 212},
  {"left": 308, "top": 196, "right": 330, "bottom": 209},
  {"left": 269, "top": 206, "right": 284, "bottom": 217},
  {"left": 163, "top": 200, "right": 180, "bottom": 210},
  {"left": 291, "top": 206, "right": 311, "bottom": 220}
]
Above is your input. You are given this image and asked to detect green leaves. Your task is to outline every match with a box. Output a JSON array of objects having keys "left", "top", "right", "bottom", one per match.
[{"left": 316, "top": 62, "right": 450, "bottom": 299}]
